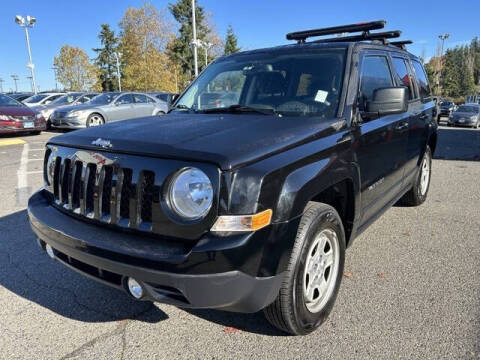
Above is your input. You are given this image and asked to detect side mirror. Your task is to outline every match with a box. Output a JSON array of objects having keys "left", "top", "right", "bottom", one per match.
[{"left": 365, "top": 87, "right": 408, "bottom": 118}]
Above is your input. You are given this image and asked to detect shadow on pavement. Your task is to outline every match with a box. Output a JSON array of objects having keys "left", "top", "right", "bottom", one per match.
[
  {"left": 434, "top": 127, "right": 480, "bottom": 161},
  {"left": 184, "top": 308, "right": 287, "bottom": 336},
  {"left": 0, "top": 210, "right": 167, "bottom": 324}
]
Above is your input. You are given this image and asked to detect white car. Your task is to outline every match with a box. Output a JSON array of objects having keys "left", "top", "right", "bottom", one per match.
[{"left": 23, "top": 92, "right": 64, "bottom": 107}]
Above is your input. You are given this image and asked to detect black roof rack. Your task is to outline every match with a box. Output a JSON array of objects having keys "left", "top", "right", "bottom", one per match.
[
  {"left": 286, "top": 20, "right": 386, "bottom": 43},
  {"left": 390, "top": 40, "right": 413, "bottom": 50},
  {"left": 313, "top": 30, "right": 402, "bottom": 45}
]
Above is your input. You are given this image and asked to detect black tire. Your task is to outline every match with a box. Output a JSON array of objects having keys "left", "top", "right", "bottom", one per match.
[
  {"left": 263, "top": 202, "right": 346, "bottom": 335},
  {"left": 30, "top": 131, "right": 41, "bottom": 135},
  {"left": 156, "top": 111, "right": 165, "bottom": 116},
  {"left": 86, "top": 113, "right": 105, "bottom": 127},
  {"left": 400, "top": 146, "right": 432, "bottom": 206}
]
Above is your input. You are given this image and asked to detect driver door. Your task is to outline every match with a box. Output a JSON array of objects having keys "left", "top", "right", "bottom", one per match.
[
  {"left": 354, "top": 52, "right": 410, "bottom": 226},
  {"left": 108, "top": 94, "right": 135, "bottom": 122}
]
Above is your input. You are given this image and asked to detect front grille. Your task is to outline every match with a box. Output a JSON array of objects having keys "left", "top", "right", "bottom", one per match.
[
  {"left": 55, "top": 111, "right": 67, "bottom": 118},
  {"left": 52, "top": 156, "right": 158, "bottom": 231}
]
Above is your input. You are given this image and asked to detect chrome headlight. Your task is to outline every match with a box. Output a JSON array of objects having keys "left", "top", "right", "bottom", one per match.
[
  {"left": 69, "top": 110, "right": 85, "bottom": 117},
  {"left": 168, "top": 168, "right": 213, "bottom": 220},
  {"left": 39, "top": 109, "right": 52, "bottom": 119},
  {"left": 44, "top": 149, "right": 54, "bottom": 186}
]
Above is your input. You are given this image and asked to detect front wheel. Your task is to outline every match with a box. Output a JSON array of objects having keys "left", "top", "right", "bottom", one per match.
[
  {"left": 400, "top": 146, "right": 432, "bottom": 206},
  {"left": 263, "top": 202, "right": 345, "bottom": 335},
  {"left": 156, "top": 111, "right": 165, "bottom": 116},
  {"left": 86, "top": 113, "right": 105, "bottom": 127}
]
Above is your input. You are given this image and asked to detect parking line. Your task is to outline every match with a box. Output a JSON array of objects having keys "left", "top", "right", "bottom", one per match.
[{"left": 0, "top": 138, "right": 26, "bottom": 147}]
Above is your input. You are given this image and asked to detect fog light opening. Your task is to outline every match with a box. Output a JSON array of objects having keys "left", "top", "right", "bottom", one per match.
[
  {"left": 127, "top": 277, "right": 144, "bottom": 299},
  {"left": 45, "top": 244, "right": 55, "bottom": 259}
]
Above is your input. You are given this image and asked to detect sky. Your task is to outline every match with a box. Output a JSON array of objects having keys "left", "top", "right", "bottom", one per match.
[{"left": 0, "top": 0, "right": 478, "bottom": 92}]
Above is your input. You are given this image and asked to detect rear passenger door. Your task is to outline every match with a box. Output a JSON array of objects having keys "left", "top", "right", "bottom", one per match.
[
  {"left": 132, "top": 93, "right": 151, "bottom": 117},
  {"left": 400, "top": 58, "right": 433, "bottom": 183},
  {"left": 355, "top": 52, "right": 410, "bottom": 225}
]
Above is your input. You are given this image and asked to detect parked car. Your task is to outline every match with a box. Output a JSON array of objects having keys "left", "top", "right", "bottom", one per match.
[
  {"left": 149, "top": 91, "right": 177, "bottom": 106},
  {"left": 438, "top": 100, "right": 456, "bottom": 120},
  {"left": 448, "top": 103, "right": 480, "bottom": 128},
  {"left": 50, "top": 92, "right": 166, "bottom": 129},
  {"left": 32, "top": 92, "right": 98, "bottom": 129},
  {"left": 23, "top": 92, "right": 65, "bottom": 107},
  {"left": 28, "top": 21, "right": 437, "bottom": 335},
  {"left": 8, "top": 92, "right": 33, "bottom": 102},
  {"left": 0, "top": 93, "right": 46, "bottom": 134}
]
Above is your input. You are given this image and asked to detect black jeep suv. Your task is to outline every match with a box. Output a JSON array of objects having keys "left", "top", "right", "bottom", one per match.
[{"left": 28, "top": 21, "right": 437, "bottom": 335}]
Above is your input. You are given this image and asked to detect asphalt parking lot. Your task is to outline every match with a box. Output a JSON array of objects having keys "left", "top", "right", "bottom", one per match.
[{"left": 0, "top": 127, "right": 478, "bottom": 360}]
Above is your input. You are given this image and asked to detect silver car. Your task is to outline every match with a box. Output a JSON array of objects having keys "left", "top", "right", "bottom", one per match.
[
  {"left": 31, "top": 92, "right": 98, "bottom": 127},
  {"left": 23, "top": 92, "right": 65, "bottom": 107},
  {"left": 50, "top": 92, "right": 167, "bottom": 129}
]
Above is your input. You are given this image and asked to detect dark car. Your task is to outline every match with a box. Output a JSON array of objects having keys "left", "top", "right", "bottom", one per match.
[
  {"left": 28, "top": 21, "right": 437, "bottom": 335},
  {"left": 438, "top": 100, "right": 456, "bottom": 120},
  {"left": 0, "top": 94, "right": 46, "bottom": 135},
  {"left": 8, "top": 92, "right": 34, "bottom": 102},
  {"left": 448, "top": 104, "right": 480, "bottom": 128}
]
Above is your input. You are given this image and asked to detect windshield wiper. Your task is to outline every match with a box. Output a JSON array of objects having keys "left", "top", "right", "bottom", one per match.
[{"left": 201, "top": 105, "right": 277, "bottom": 115}]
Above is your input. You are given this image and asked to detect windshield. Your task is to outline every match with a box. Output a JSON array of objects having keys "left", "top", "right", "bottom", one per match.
[
  {"left": 51, "top": 93, "right": 82, "bottom": 105},
  {"left": 24, "top": 94, "right": 49, "bottom": 103},
  {"left": 174, "top": 48, "right": 346, "bottom": 118},
  {"left": 0, "top": 94, "right": 22, "bottom": 106},
  {"left": 456, "top": 105, "right": 479, "bottom": 113},
  {"left": 89, "top": 92, "right": 120, "bottom": 105}
]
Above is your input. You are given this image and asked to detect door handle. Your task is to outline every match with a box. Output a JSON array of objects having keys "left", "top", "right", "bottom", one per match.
[{"left": 395, "top": 122, "right": 409, "bottom": 131}]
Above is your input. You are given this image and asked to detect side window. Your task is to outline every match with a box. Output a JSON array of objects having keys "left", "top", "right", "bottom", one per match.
[
  {"left": 116, "top": 94, "right": 134, "bottom": 105},
  {"left": 411, "top": 60, "right": 431, "bottom": 101},
  {"left": 133, "top": 94, "right": 147, "bottom": 103},
  {"left": 146, "top": 96, "right": 156, "bottom": 103},
  {"left": 359, "top": 56, "right": 393, "bottom": 109},
  {"left": 392, "top": 57, "right": 415, "bottom": 100},
  {"left": 158, "top": 94, "right": 169, "bottom": 102}
]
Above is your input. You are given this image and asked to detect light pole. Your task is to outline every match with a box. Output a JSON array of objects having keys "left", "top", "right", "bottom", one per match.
[
  {"left": 201, "top": 41, "right": 213, "bottom": 68},
  {"left": 15, "top": 15, "right": 38, "bottom": 94},
  {"left": 0, "top": 78, "right": 4, "bottom": 93},
  {"left": 11, "top": 75, "right": 19, "bottom": 93},
  {"left": 437, "top": 33, "right": 450, "bottom": 95},
  {"left": 27, "top": 76, "right": 34, "bottom": 92},
  {"left": 191, "top": 0, "right": 199, "bottom": 77},
  {"left": 114, "top": 52, "right": 122, "bottom": 91}
]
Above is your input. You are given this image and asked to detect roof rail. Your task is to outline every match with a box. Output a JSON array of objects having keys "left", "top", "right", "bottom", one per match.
[
  {"left": 286, "top": 20, "right": 386, "bottom": 43},
  {"left": 312, "top": 30, "right": 402, "bottom": 45},
  {"left": 390, "top": 40, "right": 413, "bottom": 50}
]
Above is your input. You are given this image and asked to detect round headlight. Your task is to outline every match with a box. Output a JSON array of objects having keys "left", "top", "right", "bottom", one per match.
[{"left": 169, "top": 168, "right": 213, "bottom": 220}]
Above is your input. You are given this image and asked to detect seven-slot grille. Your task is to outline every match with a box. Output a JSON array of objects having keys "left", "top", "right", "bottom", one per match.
[{"left": 51, "top": 155, "right": 156, "bottom": 231}]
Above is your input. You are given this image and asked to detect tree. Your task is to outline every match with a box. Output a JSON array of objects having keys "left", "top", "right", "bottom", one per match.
[
  {"left": 93, "top": 24, "right": 119, "bottom": 91},
  {"left": 118, "top": 2, "right": 177, "bottom": 92},
  {"left": 54, "top": 45, "right": 98, "bottom": 91},
  {"left": 224, "top": 25, "right": 240, "bottom": 55}
]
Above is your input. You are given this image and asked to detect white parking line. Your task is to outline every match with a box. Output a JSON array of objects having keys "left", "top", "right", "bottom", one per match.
[{"left": 17, "top": 143, "right": 29, "bottom": 189}]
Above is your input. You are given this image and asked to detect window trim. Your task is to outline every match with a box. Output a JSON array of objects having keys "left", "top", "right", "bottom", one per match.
[{"left": 410, "top": 59, "right": 431, "bottom": 103}]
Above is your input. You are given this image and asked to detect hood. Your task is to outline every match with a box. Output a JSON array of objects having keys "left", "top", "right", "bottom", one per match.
[
  {"left": 0, "top": 105, "right": 35, "bottom": 117},
  {"left": 452, "top": 112, "right": 477, "bottom": 118},
  {"left": 53, "top": 103, "right": 103, "bottom": 113},
  {"left": 48, "top": 113, "right": 341, "bottom": 170}
]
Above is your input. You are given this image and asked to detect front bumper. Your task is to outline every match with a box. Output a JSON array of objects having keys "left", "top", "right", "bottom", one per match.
[
  {"left": 51, "top": 115, "right": 87, "bottom": 129},
  {"left": 28, "top": 189, "right": 291, "bottom": 312}
]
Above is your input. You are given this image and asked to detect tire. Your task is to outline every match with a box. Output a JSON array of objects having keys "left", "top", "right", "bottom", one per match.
[
  {"left": 86, "top": 113, "right": 105, "bottom": 127},
  {"left": 263, "top": 202, "right": 346, "bottom": 335},
  {"left": 156, "top": 111, "right": 165, "bottom": 116},
  {"left": 30, "top": 131, "right": 41, "bottom": 135},
  {"left": 400, "top": 146, "right": 432, "bottom": 206}
]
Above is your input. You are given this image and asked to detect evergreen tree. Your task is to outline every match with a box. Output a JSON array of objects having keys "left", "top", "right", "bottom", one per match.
[
  {"left": 224, "top": 25, "right": 240, "bottom": 55},
  {"left": 93, "top": 24, "right": 119, "bottom": 91},
  {"left": 168, "top": 0, "right": 209, "bottom": 83}
]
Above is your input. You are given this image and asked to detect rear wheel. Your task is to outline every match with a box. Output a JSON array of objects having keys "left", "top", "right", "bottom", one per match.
[
  {"left": 156, "top": 111, "right": 165, "bottom": 116},
  {"left": 400, "top": 146, "right": 432, "bottom": 206},
  {"left": 263, "top": 202, "right": 345, "bottom": 335},
  {"left": 86, "top": 113, "right": 105, "bottom": 127}
]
